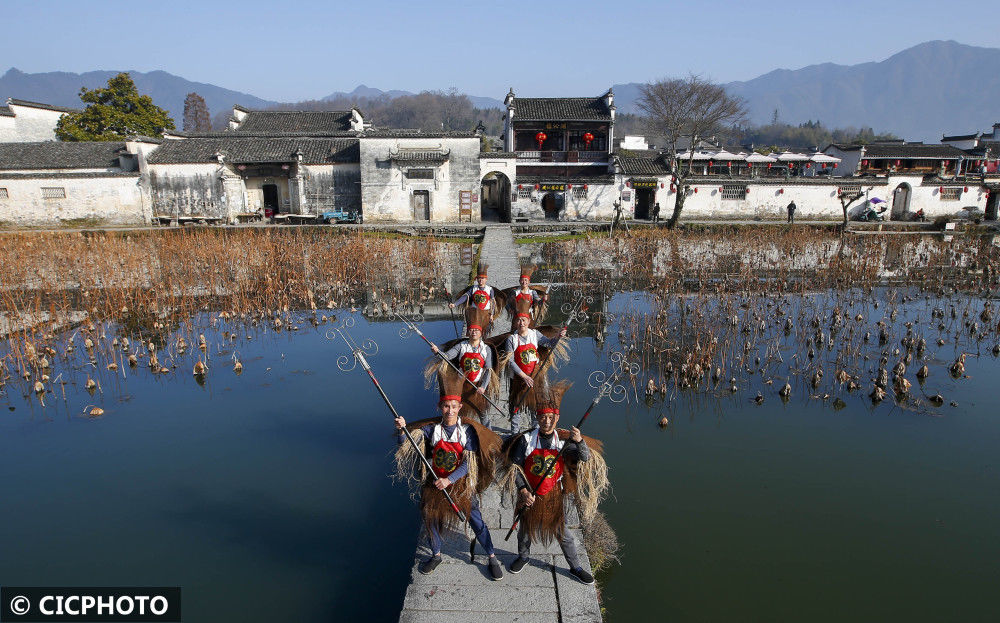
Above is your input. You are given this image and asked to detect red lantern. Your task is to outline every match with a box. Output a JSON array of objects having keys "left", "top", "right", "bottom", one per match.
[
  {"left": 895, "top": 160, "right": 901, "bottom": 167},
  {"left": 963, "top": 187, "right": 968, "bottom": 192},
  {"left": 718, "top": 187, "right": 724, "bottom": 192},
  {"left": 745, "top": 187, "right": 751, "bottom": 194},
  {"left": 939, "top": 186, "right": 944, "bottom": 193},
  {"left": 535, "top": 132, "right": 547, "bottom": 149},
  {"left": 583, "top": 132, "right": 594, "bottom": 148},
  {"left": 822, "top": 163, "right": 827, "bottom": 169},
  {"left": 806, "top": 163, "right": 811, "bottom": 169},
  {"left": 862, "top": 160, "right": 868, "bottom": 166},
  {"left": 779, "top": 188, "right": 784, "bottom": 194},
  {"left": 767, "top": 163, "right": 772, "bottom": 169},
  {"left": 727, "top": 161, "right": 732, "bottom": 168},
  {"left": 517, "top": 184, "right": 523, "bottom": 190},
  {"left": 584, "top": 184, "right": 588, "bottom": 190},
  {"left": 534, "top": 184, "right": 539, "bottom": 190},
  {"left": 567, "top": 184, "right": 572, "bottom": 190},
  {"left": 670, "top": 184, "right": 676, "bottom": 192},
  {"left": 833, "top": 163, "right": 838, "bottom": 169},
  {"left": 788, "top": 163, "right": 794, "bottom": 169},
  {"left": 694, "top": 187, "right": 699, "bottom": 193},
  {"left": 708, "top": 161, "right": 714, "bottom": 168},
  {"left": 626, "top": 181, "right": 631, "bottom": 188}
]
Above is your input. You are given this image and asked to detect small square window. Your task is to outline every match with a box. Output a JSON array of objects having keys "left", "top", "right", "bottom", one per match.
[
  {"left": 0, "top": 188, "right": 8, "bottom": 199},
  {"left": 572, "top": 186, "right": 588, "bottom": 199},
  {"left": 41, "top": 187, "right": 66, "bottom": 199},
  {"left": 517, "top": 188, "right": 532, "bottom": 200}
]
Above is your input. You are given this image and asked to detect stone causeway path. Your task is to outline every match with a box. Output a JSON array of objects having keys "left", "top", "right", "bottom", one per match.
[{"left": 399, "top": 225, "right": 603, "bottom": 622}]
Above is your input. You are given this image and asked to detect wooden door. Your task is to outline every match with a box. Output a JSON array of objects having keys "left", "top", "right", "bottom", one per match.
[{"left": 413, "top": 191, "right": 429, "bottom": 220}]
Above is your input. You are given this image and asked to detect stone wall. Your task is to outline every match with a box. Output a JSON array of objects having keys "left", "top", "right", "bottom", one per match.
[
  {"left": 0, "top": 173, "right": 146, "bottom": 226},
  {"left": 359, "top": 137, "right": 481, "bottom": 222}
]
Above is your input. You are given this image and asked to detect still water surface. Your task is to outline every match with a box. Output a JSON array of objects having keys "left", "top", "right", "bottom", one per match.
[{"left": 1, "top": 281, "right": 998, "bottom": 621}]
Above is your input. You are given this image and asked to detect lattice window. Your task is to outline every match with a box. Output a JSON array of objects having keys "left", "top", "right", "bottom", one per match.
[
  {"left": 517, "top": 187, "right": 532, "bottom": 200},
  {"left": 838, "top": 184, "right": 861, "bottom": 197},
  {"left": 721, "top": 184, "right": 747, "bottom": 200},
  {"left": 940, "top": 187, "right": 962, "bottom": 201},
  {"left": 572, "top": 186, "right": 588, "bottom": 199},
  {"left": 621, "top": 190, "right": 632, "bottom": 202},
  {"left": 0, "top": 188, "right": 7, "bottom": 199},
  {"left": 41, "top": 187, "right": 65, "bottom": 199},
  {"left": 406, "top": 168, "right": 434, "bottom": 179}
]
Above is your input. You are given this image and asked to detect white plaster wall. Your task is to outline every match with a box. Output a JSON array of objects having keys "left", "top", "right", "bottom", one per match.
[
  {"left": 360, "top": 137, "right": 481, "bottom": 223},
  {"left": 0, "top": 175, "right": 145, "bottom": 226},
  {"left": 511, "top": 183, "right": 618, "bottom": 220},
  {"left": 479, "top": 158, "right": 516, "bottom": 184},
  {"left": 0, "top": 115, "right": 16, "bottom": 142},
  {"left": 5, "top": 104, "right": 65, "bottom": 142}
]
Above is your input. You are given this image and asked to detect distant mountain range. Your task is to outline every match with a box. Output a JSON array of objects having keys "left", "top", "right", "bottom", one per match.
[{"left": 2, "top": 40, "right": 998, "bottom": 141}]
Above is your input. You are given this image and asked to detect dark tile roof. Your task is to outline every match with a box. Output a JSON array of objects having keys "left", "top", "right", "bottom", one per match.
[
  {"left": 233, "top": 110, "right": 355, "bottom": 133},
  {"left": 147, "top": 137, "right": 360, "bottom": 165},
  {"left": 513, "top": 97, "right": 612, "bottom": 121},
  {"left": 0, "top": 141, "right": 126, "bottom": 170},
  {"left": 363, "top": 129, "right": 478, "bottom": 138},
  {"left": 942, "top": 133, "right": 979, "bottom": 141},
  {"left": 827, "top": 143, "right": 967, "bottom": 158},
  {"left": 617, "top": 155, "right": 671, "bottom": 176},
  {"left": 7, "top": 98, "right": 79, "bottom": 114},
  {"left": 172, "top": 130, "right": 361, "bottom": 138},
  {"left": 0, "top": 106, "right": 13, "bottom": 117},
  {"left": 863, "top": 143, "right": 967, "bottom": 158},
  {"left": 0, "top": 171, "right": 138, "bottom": 179},
  {"left": 515, "top": 174, "right": 616, "bottom": 185}
]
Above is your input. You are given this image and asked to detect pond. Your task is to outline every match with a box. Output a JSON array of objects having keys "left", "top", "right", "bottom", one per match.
[{"left": 1, "top": 230, "right": 998, "bottom": 621}]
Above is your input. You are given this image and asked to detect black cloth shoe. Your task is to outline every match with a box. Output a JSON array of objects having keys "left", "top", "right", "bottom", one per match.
[
  {"left": 508, "top": 556, "right": 528, "bottom": 574},
  {"left": 418, "top": 555, "right": 442, "bottom": 575},
  {"left": 570, "top": 566, "right": 595, "bottom": 585},
  {"left": 488, "top": 556, "right": 503, "bottom": 581}
]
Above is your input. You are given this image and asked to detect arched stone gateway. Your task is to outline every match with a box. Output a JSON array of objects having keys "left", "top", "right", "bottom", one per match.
[
  {"left": 481, "top": 171, "right": 511, "bottom": 222},
  {"left": 891, "top": 183, "right": 911, "bottom": 220}
]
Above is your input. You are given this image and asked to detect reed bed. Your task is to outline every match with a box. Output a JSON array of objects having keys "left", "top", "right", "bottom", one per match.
[
  {"left": 0, "top": 228, "right": 456, "bottom": 405},
  {"left": 534, "top": 228, "right": 1000, "bottom": 414}
]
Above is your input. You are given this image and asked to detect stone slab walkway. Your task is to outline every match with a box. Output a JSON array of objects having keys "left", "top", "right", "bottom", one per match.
[{"left": 398, "top": 224, "right": 602, "bottom": 622}]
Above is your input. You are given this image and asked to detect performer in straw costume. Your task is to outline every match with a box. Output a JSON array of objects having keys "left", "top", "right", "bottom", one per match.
[
  {"left": 500, "top": 379, "right": 609, "bottom": 584},
  {"left": 394, "top": 368, "right": 504, "bottom": 580}
]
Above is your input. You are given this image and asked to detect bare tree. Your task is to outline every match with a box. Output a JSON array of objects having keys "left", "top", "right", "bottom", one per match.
[
  {"left": 637, "top": 76, "right": 747, "bottom": 228},
  {"left": 182, "top": 92, "right": 211, "bottom": 132},
  {"left": 838, "top": 186, "right": 874, "bottom": 229}
]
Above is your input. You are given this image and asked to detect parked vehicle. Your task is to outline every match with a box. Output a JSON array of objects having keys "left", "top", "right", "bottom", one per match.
[
  {"left": 854, "top": 206, "right": 886, "bottom": 222},
  {"left": 321, "top": 209, "right": 362, "bottom": 224}
]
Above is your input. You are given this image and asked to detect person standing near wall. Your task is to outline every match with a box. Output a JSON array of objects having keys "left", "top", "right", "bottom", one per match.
[
  {"left": 786, "top": 200, "right": 797, "bottom": 224},
  {"left": 653, "top": 202, "right": 661, "bottom": 224}
]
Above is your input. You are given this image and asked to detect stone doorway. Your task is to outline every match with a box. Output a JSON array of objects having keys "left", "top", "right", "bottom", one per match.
[
  {"left": 635, "top": 188, "right": 654, "bottom": 220},
  {"left": 412, "top": 190, "right": 430, "bottom": 221},
  {"left": 480, "top": 172, "right": 511, "bottom": 222},
  {"left": 891, "top": 183, "right": 911, "bottom": 220},
  {"left": 541, "top": 192, "right": 563, "bottom": 220},
  {"left": 263, "top": 184, "right": 280, "bottom": 219}
]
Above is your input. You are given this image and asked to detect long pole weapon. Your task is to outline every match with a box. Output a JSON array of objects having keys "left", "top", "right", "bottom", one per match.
[
  {"left": 504, "top": 351, "right": 636, "bottom": 541},
  {"left": 391, "top": 310, "right": 507, "bottom": 418},
  {"left": 327, "top": 316, "right": 467, "bottom": 523}
]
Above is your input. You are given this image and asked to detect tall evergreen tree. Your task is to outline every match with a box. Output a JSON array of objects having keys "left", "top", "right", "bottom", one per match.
[
  {"left": 56, "top": 73, "right": 175, "bottom": 141},
  {"left": 182, "top": 92, "right": 211, "bottom": 132}
]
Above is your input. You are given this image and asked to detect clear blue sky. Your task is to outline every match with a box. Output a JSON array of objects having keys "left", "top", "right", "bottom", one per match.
[{"left": 2, "top": 0, "right": 997, "bottom": 102}]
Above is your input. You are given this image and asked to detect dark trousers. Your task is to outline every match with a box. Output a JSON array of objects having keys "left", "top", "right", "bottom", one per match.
[
  {"left": 787, "top": 211, "right": 795, "bottom": 223},
  {"left": 517, "top": 523, "right": 581, "bottom": 570},
  {"left": 427, "top": 495, "right": 494, "bottom": 556}
]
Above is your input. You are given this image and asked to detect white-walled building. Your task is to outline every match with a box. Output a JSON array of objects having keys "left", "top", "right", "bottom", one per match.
[{"left": 0, "top": 99, "right": 78, "bottom": 143}]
